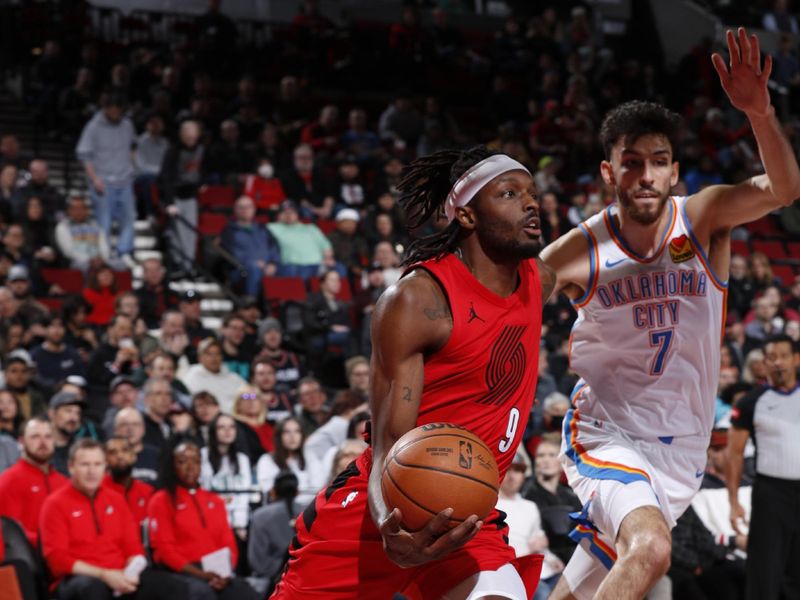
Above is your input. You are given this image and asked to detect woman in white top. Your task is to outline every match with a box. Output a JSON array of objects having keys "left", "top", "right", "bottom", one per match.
[
  {"left": 200, "top": 413, "right": 254, "bottom": 539},
  {"left": 256, "top": 416, "right": 324, "bottom": 508}
]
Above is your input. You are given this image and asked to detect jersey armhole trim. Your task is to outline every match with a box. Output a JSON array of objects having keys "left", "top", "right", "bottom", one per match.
[
  {"left": 679, "top": 196, "right": 728, "bottom": 291},
  {"left": 572, "top": 225, "right": 599, "bottom": 308}
]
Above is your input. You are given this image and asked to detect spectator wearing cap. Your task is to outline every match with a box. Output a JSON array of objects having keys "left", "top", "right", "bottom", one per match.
[
  {"left": 101, "top": 375, "right": 139, "bottom": 438},
  {"left": 278, "top": 144, "right": 335, "bottom": 220},
  {"left": 49, "top": 390, "right": 95, "bottom": 475},
  {"left": 220, "top": 195, "right": 281, "bottom": 298},
  {"left": 266, "top": 200, "right": 335, "bottom": 279},
  {"left": 5, "top": 349, "right": 46, "bottom": 419},
  {"left": 497, "top": 450, "right": 563, "bottom": 600},
  {"left": 328, "top": 208, "right": 368, "bottom": 276},
  {"left": 255, "top": 318, "right": 305, "bottom": 394},
  {"left": 31, "top": 313, "right": 86, "bottom": 393},
  {"left": 243, "top": 157, "right": 286, "bottom": 211},
  {"left": 113, "top": 407, "right": 160, "bottom": 484},
  {"left": 7, "top": 264, "right": 48, "bottom": 326},
  {"left": 135, "top": 257, "right": 180, "bottom": 330},
  {"left": 304, "top": 269, "right": 355, "bottom": 360},
  {"left": 0, "top": 416, "right": 68, "bottom": 546},
  {"left": 76, "top": 93, "right": 137, "bottom": 266},
  {"left": 354, "top": 262, "right": 387, "bottom": 355},
  {"left": 182, "top": 338, "right": 247, "bottom": 414},
  {"left": 180, "top": 290, "right": 214, "bottom": 351},
  {"left": 102, "top": 436, "right": 155, "bottom": 528},
  {"left": 142, "top": 377, "right": 174, "bottom": 451},
  {"left": 55, "top": 195, "right": 120, "bottom": 273}
]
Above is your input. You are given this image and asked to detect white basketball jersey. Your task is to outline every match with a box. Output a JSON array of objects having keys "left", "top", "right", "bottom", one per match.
[{"left": 569, "top": 196, "right": 726, "bottom": 440}]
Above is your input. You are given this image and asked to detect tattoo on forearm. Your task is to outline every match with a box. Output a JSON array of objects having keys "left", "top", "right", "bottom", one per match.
[
  {"left": 402, "top": 386, "right": 411, "bottom": 402},
  {"left": 424, "top": 288, "right": 449, "bottom": 320}
]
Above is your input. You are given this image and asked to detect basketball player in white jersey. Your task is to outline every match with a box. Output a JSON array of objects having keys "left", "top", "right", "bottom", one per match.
[{"left": 540, "top": 28, "right": 800, "bottom": 600}]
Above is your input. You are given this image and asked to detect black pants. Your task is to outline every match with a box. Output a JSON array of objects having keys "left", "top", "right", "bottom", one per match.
[
  {"left": 669, "top": 560, "right": 745, "bottom": 600},
  {"left": 2, "top": 558, "right": 40, "bottom": 600},
  {"left": 746, "top": 475, "right": 800, "bottom": 600},
  {"left": 57, "top": 568, "right": 187, "bottom": 600}
]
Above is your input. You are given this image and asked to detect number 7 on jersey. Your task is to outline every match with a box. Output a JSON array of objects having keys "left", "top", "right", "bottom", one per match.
[{"left": 649, "top": 329, "right": 674, "bottom": 376}]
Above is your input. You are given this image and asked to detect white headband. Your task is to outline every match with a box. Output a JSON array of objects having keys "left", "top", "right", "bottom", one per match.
[{"left": 444, "top": 155, "right": 531, "bottom": 223}]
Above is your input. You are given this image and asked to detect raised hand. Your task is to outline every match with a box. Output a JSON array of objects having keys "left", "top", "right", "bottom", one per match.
[{"left": 712, "top": 27, "right": 773, "bottom": 118}]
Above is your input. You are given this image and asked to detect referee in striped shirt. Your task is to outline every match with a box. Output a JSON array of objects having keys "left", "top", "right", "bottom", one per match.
[{"left": 727, "top": 334, "right": 800, "bottom": 600}]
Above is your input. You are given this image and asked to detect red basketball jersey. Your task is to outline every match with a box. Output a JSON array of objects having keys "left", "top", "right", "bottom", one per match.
[{"left": 409, "top": 253, "right": 542, "bottom": 480}]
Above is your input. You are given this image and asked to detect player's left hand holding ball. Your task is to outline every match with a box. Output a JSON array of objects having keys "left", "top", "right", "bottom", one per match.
[{"left": 379, "top": 507, "right": 482, "bottom": 568}]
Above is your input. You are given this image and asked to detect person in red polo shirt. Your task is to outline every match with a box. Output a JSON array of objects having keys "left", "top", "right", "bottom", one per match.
[
  {"left": 0, "top": 416, "right": 67, "bottom": 547},
  {"left": 102, "top": 437, "right": 154, "bottom": 528},
  {"left": 147, "top": 438, "right": 259, "bottom": 600},
  {"left": 39, "top": 439, "right": 184, "bottom": 600}
]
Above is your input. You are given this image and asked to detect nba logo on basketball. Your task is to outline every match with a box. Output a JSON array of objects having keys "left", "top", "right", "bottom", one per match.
[
  {"left": 459, "top": 441, "right": 473, "bottom": 469},
  {"left": 668, "top": 234, "right": 695, "bottom": 263}
]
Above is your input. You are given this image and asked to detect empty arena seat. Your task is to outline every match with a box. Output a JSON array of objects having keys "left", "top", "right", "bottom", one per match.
[
  {"left": 315, "top": 219, "right": 337, "bottom": 235},
  {"left": 198, "top": 213, "right": 229, "bottom": 236},
  {"left": 751, "top": 240, "right": 786, "bottom": 260},
  {"left": 114, "top": 270, "right": 133, "bottom": 291},
  {"left": 772, "top": 264, "right": 796, "bottom": 288},
  {"left": 262, "top": 276, "right": 307, "bottom": 303},
  {"left": 730, "top": 240, "right": 750, "bottom": 257},
  {"left": 198, "top": 185, "right": 236, "bottom": 210},
  {"left": 40, "top": 268, "right": 84, "bottom": 294}
]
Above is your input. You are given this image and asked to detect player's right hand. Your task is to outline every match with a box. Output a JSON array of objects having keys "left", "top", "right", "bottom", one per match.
[
  {"left": 378, "top": 507, "right": 482, "bottom": 568},
  {"left": 729, "top": 500, "right": 748, "bottom": 534}
]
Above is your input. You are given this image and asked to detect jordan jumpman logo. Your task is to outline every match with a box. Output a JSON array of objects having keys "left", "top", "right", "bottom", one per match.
[{"left": 467, "top": 302, "right": 485, "bottom": 324}]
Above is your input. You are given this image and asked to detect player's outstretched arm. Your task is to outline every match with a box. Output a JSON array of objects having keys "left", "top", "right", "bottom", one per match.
[
  {"left": 692, "top": 27, "right": 800, "bottom": 232},
  {"left": 538, "top": 227, "right": 592, "bottom": 302},
  {"left": 366, "top": 270, "right": 481, "bottom": 567}
]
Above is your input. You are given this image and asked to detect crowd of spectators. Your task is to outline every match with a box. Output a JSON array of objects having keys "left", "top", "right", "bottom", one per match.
[{"left": 0, "top": 0, "right": 797, "bottom": 599}]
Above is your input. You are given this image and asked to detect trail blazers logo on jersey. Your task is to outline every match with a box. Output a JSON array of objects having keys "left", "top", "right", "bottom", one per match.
[
  {"left": 478, "top": 325, "right": 527, "bottom": 406},
  {"left": 668, "top": 234, "right": 694, "bottom": 263}
]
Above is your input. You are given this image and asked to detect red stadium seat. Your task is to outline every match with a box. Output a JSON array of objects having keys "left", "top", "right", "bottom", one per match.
[
  {"left": 198, "top": 213, "right": 229, "bottom": 236},
  {"left": 730, "top": 240, "right": 750, "bottom": 257},
  {"left": 751, "top": 240, "right": 786, "bottom": 260},
  {"left": 309, "top": 275, "right": 352, "bottom": 302},
  {"left": 787, "top": 241, "right": 800, "bottom": 258},
  {"left": 198, "top": 185, "right": 236, "bottom": 210},
  {"left": 40, "top": 268, "right": 84, "bottom": 294},
  {"left": 316, "top": 219, "right": 337, "bottom": 235},
  {"left": 772, "top": 265, "right": 796, "bottom": 288},
  {"left": 114, "top": 270, "right": 133, "bottom": 292},
  {"left": 746, "top": 216, "right": 780, "bottom": 237},
  {"left": 37, "top": 297, "right": 64, "bottom": 313},
  {"left": 262, "top": 276, "right": 307, "bottom": 303}
]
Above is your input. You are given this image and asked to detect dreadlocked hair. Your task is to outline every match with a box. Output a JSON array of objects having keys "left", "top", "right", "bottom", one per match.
[{"left": 400, "top": 145, "right": 499, "bottom": 266}]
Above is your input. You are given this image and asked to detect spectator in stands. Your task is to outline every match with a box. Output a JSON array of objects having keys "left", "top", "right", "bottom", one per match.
[
  {"left": 498, "top": 450, "right": 562, "bottom": 600},
  {"left": 329, "top": 208, "right": 368, "bottom": 276},
  {"left": 304, "top": 390, "right": 367, "bottom": 463},
  {"left": 220, "top": 312, "right": 253, "bottom": 379},
  {"left": 256, "top": 416, "right": 323, "bottom": 508},
  {"left": 200, "top": 413, "right": 253, "bottom": 540},
  {"left": 745, "top": 294, "right": 784, "bottom": 343},
  {"left": 49, "top": 390, "right": 94, "bottom": 475},
  {"left": 155, "top": 310, "right": 190, "bottom": 369},
  {"left": 0, "top": 389, "right": 23, "bottom": 438},
  {"left": 539, "top": 192, "right": 571, "bottom": 244},
  {"left": 340, "top": 108, "right": 382, "bottom": 166},
  {"left": 159, "top": 120, "right": 204, "bottom": 277},
  {"left": 7, "top": 265, "right": 48, "bottom": 326},
  {"left": 763, "top": 0, "right": 799, "bottom": 34},
  {"left": 59, "top": 67, "right": 96, "bottom": 137},
  {"left": 304, "top": 269, "right": 354, "bottom": 358},
  {"left": 182, "top": 338, "right": 247, "bottom": 414},
  {"left": 87, "top": 314, "right": 139, "bottom": 395},
  {"left": 41, "top": 439, "right": 182, "bottom": 600},
  {"left": 232, "top": 383, "right": 274, "bottom": 453},
  {"left": 83, "top": 263, "right": 120, "bottom": 327},
  {"left": 728, "top": 254, "right": 755, "bottom": 320},
  {"left": 533, "top": 155, "right": 563, "bottom": 195},
  {"left": 220, "top": 195, "right": 280, "bottom": 297},
  {"left": 272, "top": 76, "right": 310, "bottom": 143},
  {"left": 344, "top": 355, "right": 370, "bottom": 399},
  {"left": 102, "top": 436, "right": 154, "bottom": 527},
  {"left": 113, "top": 407, "right": 159, "bottom": 484},
  {"left": 116, "top": 292, "right": 158, "bottom": 356},
  {"left": 30, "top": 314, "right": 86, "bottom": 393},
  {"left": 146, "top": 352, "right": 191, "bottom": 405},
  {"left": 134, "top": 113, "right": 169, "bottom": 217},
  {"left": 327, "top": 437, "right": 368, "bottom": 483},
  {"left": 333, "top": 156, "right": 368, "bottom": 210},
  {"left": 147, "top": 438, "right": 259, "bottom": 600},
  {"left": 101, "top": 375, "right": 138, "bottom": 437},
  {"left": 195, "top": 0, "right": 238, "bottom": 75},
  {"left": 294, "top": 377, "right": 329, "bottom": 437},
  {"left": 189, "top": 391, "right": 221, "bottom": 447},
  {"left": 354, "top": 262, "right": 387, "bottom": 355},
  {"left": 251, "top": 123, "right": 288, "bottom": 173},
  {"left": 19, "top": 158, "right": 63, "bottom": 217},
  {"left": 522, "top": 433, "right": 581, "bottom": 568},
  {"left": 378, "top": 93, "right": 424, "bottom": 151},
  {"left": 21, "top": 195, "right": 58, "bottom": 267},
  {"left": 372, "top": 241, "right": 402, "bottom": 286},
  {"left": 300, "top": 105, "right": 342, "bottom": 158},
  {"left": 748, "top": 251, "right": 782, "bottom": 294},
  {"left": 279, "top": 144, "right": 334, "bottom": 220},
  {"left": 204, "top": 119, "right": 253, "bottom": 185},
  {"left": 62, "top": 294, "right": 98, "bottom": 361},
  {"left": 76, "top": 92, "right": 137, "bottom": 268},
  {"left": 179, "top": 290, "right": 213, "bottom": 350},
  {"left": 267, "top": 200, "right": 334, "bottom": 278},
  {"left": 684, "top": 154, "right": 724, "bottom": 194},
  {"left": 0, "top": 416, "right": 67, "bottom": 546},
  {"left": 142, "top": 377, "right": 173, "bottom": 450},
  {"left": 55, "top": 195, "right": 117, "bottom": 273},
  {"left": 250, "top": 358, "right": 293, "bottom": 423},
  {"left": 242, "top": 157, "right": 286, "bottom": 211},
  {"left": 0, "top": 135, "right": 25, "bottom": 170},
  {"left": 248, "top": 470, "right": 300, "bottom": 593},
  {"left": 0, "top": 165, "right": 17, "bottom": 225},
  {"left": 256, "top": 318, "right": 305, "bottom": 394},
  {"left": 135, "top": 257, "right": 180, "bottom": 329},
  {"left": 4, "top": 350, "right": 46, "bottom": 420},
  {"left": 788, "top": 275, "right": 800, "bottom": 313}
]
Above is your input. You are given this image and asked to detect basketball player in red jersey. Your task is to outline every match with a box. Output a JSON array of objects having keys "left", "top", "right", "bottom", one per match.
[{"left": 270, "top": 146, "right": 556, "bottom": 600}]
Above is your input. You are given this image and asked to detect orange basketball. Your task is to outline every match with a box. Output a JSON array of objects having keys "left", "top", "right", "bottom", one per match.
[{"left": 381, "top": 423, "right": 500, "bottom": 532}]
